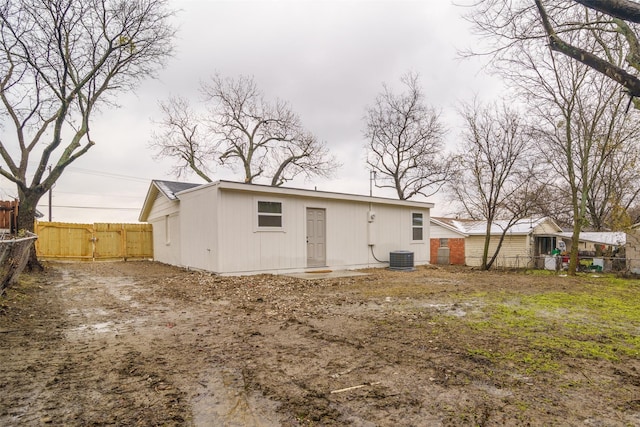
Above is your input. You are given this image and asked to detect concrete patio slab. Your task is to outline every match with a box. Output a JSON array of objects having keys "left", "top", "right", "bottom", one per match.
[{"left": 283, "top": 270, "right": 368, "bottom": 280}]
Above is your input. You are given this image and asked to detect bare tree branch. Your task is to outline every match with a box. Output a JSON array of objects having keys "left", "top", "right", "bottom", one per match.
[
  {"left": 152, "top": 73, "right": 339, "bottom": 185},
  {"left": 574, "top": 0, "right": 640, "bottom": 23},
  {"left": 0, "top": 0, "right": 175, "bottom": 244},
  {"left": 364, "top": 71, "right": 451, "bottom": 200},
  {"left": 448, "top": 98, "right": 541, "bottom": 270}
]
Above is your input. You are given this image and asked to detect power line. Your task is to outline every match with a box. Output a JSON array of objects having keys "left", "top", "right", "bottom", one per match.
[
  {"left": 37, "top": 204, "right": 140, "bottom": 211},
  {"left": 66, "top": 167, "right": 152, "bottom": 183},
  {"left": 52, "top": 189, "right": 143, "bottom": 199}
]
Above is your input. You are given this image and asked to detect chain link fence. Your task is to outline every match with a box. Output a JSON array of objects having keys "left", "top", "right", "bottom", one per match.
[
  {"left": 0, "top": 232, "right": 38, "bottom": 295},
  {"left": 465, "top": 255, "right": 631, "bottom": 273}
]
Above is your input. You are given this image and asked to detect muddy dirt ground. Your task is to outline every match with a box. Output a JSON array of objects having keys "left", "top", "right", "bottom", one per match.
[{"left": 1, "top": 261, "right": 639, "bottom": 426}]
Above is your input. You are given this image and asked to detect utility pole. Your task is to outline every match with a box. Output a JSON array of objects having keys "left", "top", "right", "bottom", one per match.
[{"left": 48, "top": 165, "right": 52, "bottom": 221}]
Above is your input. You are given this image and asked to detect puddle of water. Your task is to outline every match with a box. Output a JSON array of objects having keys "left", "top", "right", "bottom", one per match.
[
  {"left": 473, "top": 380, "right": 513, "bottom": 398},
  {"left": 70, "top": 321, "right": 114, "bottom": 333},
  {"left": 420, "top": 301, "right": 483, "bottom": 317},
  {"left": 191, "top": 367, "right": 282, "bottom": 427}
]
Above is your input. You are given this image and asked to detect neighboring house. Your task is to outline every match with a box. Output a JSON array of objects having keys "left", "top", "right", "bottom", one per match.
[
  {"left": 0, "top": 200, "right": 43, "bottom": 233},
  {"left": 429, "top": 217, "right": 563, "bottom": 268},
  {"left": 430, "top": 217, "right": 468, "bottom": 265},
  {"left": 557, "top": 231, "right": 626, "bottom": 255},
  {"left": 556, "top": 231, "right": 626, "bottom": 272},
  {"left": 0, "top": 200, "right": 18, "bottom": 233},
  {"left": 139, "top": 180, "right": 434, "bottom": 275}
]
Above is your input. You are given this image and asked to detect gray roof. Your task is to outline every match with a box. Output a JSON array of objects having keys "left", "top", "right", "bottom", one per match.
[
  {"left": 153, "top": 180, "right": 200, "bottom": 200},
  {"left": 432, "top": 217, "right": 559, "bottom": 236}
]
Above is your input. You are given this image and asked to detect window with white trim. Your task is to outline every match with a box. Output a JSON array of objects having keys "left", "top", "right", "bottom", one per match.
[
  {"left": 257, "top": 201, "right": 283, "bottom": 228},
  {"left": 412, "top": 212, "right": 423, "bottom": 241}
]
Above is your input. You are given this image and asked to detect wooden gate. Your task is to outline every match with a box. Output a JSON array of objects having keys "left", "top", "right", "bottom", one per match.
[{"left": 35, "top": 222, "right": 153, "bottom": 260}]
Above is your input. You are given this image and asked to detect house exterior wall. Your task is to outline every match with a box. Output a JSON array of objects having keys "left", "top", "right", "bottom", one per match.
[
  {"left": 465, "top": 234, "right": 531, "bottom": 268},
  {"left": 430, "top": 223, "right": 463, "bottom": 239},
  {"left": 430, "top": 237, "right": 465, "bottom": 265},
  {"left": 176, "top": 184, "right": 220, "bottom": 271},
  {"left": 532, "top": 220, "right": 558, "bottom": 235},
  {"left": 146, "top": 193, "right": 181, "bottom": 266},
  {"left": 449, "top": 239, "right": 466, "bottom": 265},
  {"left": 429, "top": 223, "right": 466, "bottom": 265},
  {"left": 172, "top": 186, "right": 430, "bottom": 275}
]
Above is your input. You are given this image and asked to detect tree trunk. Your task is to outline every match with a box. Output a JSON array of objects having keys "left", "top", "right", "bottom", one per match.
[
  {"left": 568, "top": 221, "right": 581, "bottom": 275},
  {"left": 481, "top": 220, "right": 493, "bottom": 270},
  {"left": 16, "top": 191, "right": 44, "bottom": 271}
]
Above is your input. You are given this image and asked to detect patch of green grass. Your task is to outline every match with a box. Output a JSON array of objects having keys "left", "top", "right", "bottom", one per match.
[
  {"left": 521, "top": 269, "right": 558, "bottom": 277},
  {"left": 455, "top": 276, "right": 640, "bottom": 371},
  {"left": 515, "top": 351, "right": 561, "bottom": 374},
  {"left": 467, "top": 347, "right": 497, "bottom": 361}
]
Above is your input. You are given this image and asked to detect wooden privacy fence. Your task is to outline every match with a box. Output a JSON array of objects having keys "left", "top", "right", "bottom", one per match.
[
  {"left": 35, "top": 222, "right": 153, "bottom": 260},
  {"left": 0, "top": 200, "right": 18, "bottom": 232}
]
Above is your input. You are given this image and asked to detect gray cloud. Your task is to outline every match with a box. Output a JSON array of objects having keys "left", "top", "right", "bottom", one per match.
[{"left": 1, "top": 0, "right": 502, "bottom": 222}]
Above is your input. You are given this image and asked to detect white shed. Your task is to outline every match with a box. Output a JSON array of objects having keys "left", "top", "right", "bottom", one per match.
[{"left": 139, "top": 180, "right": 434, "bottom": 275}]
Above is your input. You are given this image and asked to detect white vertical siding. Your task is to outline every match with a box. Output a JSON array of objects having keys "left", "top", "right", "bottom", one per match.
[
  {"left": 146, "top": 194, "right": 181, "bottom": 266},
  {"left": 465, "top": 235, "right": 531, "bottom": 267},
  {"left": 204, "top": 189, "right": 429, "bottom": 274},
  {"left": 176, "top": 185, "right": 219, "bottom": 271},
  {"left": 368, "top": 204, "right": 429, "bottom": 264},
  {"left": 533, "top": 219, "right": 561, "bottom": 235},
  {"left": 145, "top": 183, "right": 432, "bottom": 274},
  {"left": 430, "top": 223, "right": 464, "bottom": 239}
]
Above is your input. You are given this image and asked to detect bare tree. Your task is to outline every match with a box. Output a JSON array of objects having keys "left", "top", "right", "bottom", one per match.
[
  {"left": 586, "top": 142, "right": 640, "bottom": 230},
  {"left": 0, "top": 0, "right": 175, "bottom": 247},
  {"left": 465, "top": 0, "right": 640, "bottom": 106},
  {"left": 534, "top": 0, "right": 640, "bottom": 100},
  {"left": 521, "top": 37, "right": 640, "bottom": 273},
  {"left": 530, "top": 128, "right": 640, "bottom": 233},
  {"left": 267, "top": 130, "right": 337, "bottom": 187},
  {"left": 467, "top": 0, "right": 640, "bottom": 274},
  {"left": 150, "top": 97, "right": 214, "bottom": 183},
  {"left": 153, "top": 74, "right": 338, "bottom": 186},
  {"left": 449, "top": 99, "right": 542, "bottom": 270},
  {"left": 363, "top": 72, "right": 451, "bottom": 200},
  {"left": 531, "top": 186, "right": 575, "bottom": 229}
]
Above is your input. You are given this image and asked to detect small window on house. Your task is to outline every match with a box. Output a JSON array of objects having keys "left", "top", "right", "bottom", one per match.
[
  {"left": 440, "top": 238, "right": 449, "bottom": 247},
  {"left": 412, "top": 213, "right": 423, "bottom": 241},
  {"left": 257, "top": 201, "right": 283, "bottom": 228}
]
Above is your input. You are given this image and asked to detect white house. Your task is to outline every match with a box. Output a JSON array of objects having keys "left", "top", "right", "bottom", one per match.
[{"left": 139, "top": 180, "right": 434, "bottom": 275}]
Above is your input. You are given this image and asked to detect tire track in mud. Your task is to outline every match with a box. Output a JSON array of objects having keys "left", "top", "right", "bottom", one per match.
[
  {"left": 4, "top": 262, "right": 640, "bottom": 426},
  {"left": 1, "top": 264, "right": 283, "bottom": 426}
]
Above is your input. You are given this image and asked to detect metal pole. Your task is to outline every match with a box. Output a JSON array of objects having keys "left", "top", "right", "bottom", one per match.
[{"left": 48, "top": 165, "right": 52, "bottom": 221}]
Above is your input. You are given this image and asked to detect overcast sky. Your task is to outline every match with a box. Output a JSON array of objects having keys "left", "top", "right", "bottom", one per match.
[{"left": 0, "top": 0, "right": 503, "bottom": 223}]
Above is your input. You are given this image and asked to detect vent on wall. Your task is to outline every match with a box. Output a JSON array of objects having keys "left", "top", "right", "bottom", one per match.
[{"left": 389, "top": 250, "right": 414, "bottom": 271}]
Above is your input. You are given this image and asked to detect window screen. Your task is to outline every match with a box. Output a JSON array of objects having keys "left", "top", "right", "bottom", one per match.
[
  {"left": 412, "top": 213, "right": 423, "bottom": 241},
  {"left": 258, "top": 201, "right": 283, "bottom": 228}
]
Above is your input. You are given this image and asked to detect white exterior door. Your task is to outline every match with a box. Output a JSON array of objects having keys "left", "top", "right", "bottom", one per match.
[{"left": 306, "top": 208, "right": 326, "bottom": 267}]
